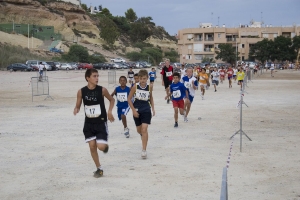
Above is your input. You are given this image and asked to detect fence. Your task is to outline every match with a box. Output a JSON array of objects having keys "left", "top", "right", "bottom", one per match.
[
  {"left": 31, "top": 76, "right": 53, "bottom": 101},
  {"left": 108, "top": 70, "right": 117, "bottom": 87}
]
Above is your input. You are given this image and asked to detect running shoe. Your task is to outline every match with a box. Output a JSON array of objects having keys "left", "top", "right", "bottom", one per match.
[
  {"left": 167, "top": 98, "right": 170, "bottom": 104},
  {"left": 103, "top": 145, "right": 109, "bottom": 153},
  {"left": 93, "top": 168, "right": 103, "bottom": 178},
  {"left": 215, "top": 90, "right": 217, "bottom": 92},
  {"left": 141, "top": 150, "right": 147, "bottom": 159},
  {"left": 174, "top": 122, "right": 178, "bottom": 128},
  {"left": 184, "top": 116, "right": 188, "bottom": 122},
  {"left": 202, "top": 96, "right": 204, "bottom": 100},
  {"left": 124, "top": 127, "right": 130, "bottom": 138}
]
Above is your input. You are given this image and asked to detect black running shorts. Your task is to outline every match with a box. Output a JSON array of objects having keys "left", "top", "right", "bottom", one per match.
[
  {"left": 164, "top": 80, "right": 172, "bottom": 89},
  {"left": 83, "top": 122, "right": 108, "bottom": 144},
  {"left": 133, "top": 112, "right": 152, "bottom": 126}
]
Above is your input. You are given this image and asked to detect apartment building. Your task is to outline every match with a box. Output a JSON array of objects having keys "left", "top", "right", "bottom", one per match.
[{"left": 177, "top": 22, "right": 300, "bottom": 63}]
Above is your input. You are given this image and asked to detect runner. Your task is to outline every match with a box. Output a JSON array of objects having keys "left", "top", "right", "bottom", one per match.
[
  {"left": 128, "top": 67, "right": 135, "bottom": 85},
  {"left": 233, "top": 67, "right": 238, "bottom": 82},
  {"left": 199, "top": 68, "right": 209, "bottom": 100},
  {"left": 132, "top": 73, "right": 139, "bottom": 88},
  {"left": 227, "top": 66, "right": 234, "bottom": 88},
  {"left": 38, "top": 62, "right": 44, "bottom": 81},
  {"left": 181, "top": 67, "right": 198, "bottom": 122},
  {"left": 73, "top": 68, "right": 115, "bottom": 178},
  {"left": 236, "top": 67, "right": 245, "bottom": 90},
  {"left": 160, "top": 59, "right": 173, "bottom": 104},
  {"left": 111, "top": 76, "right": 131, "bottom": 138},
  {"left": 165, "top": 72, "right": 189, "bottom": 128},
  {"left": 270, "top": 62, "right": 275, "bottom": 77},
  {"left": 180, "top": 64, "right": 186, "bottom": 79},
  {"left": 149, "top": 68, "right": 156, "bottom": 88},
  {"left": 128, "top": 69, "right": 155, "bottom": 159},
  {"left": 205, "top": 64, "right": 211, "bottom": 89},
  {"left": 211, "top": 67, "right": 220, "bottom": 92},
  {"left": 219, "top": 66, "right": 226, "bottom": 84}
]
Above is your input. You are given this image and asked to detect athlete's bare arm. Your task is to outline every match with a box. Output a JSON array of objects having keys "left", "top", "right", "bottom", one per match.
[
  {"left": 102, "top": 87, "right": 115, "bottom": 122},
  {"left": 110, "top": 88, "right": 116, "bottom": 97},
  {"left": 73, "top": 89, "right": 82, "bottom": 115},
  {"left": 150, "top": 85, "right": 155, "bottom": 116},
  {"left": 127, "top": 83, "right": 139, "bottom": 118}
]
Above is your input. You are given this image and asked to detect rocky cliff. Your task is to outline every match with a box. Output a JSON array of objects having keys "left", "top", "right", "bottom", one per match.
[{"left": 0, "top": 0, "right": 100, "bottom": 37}]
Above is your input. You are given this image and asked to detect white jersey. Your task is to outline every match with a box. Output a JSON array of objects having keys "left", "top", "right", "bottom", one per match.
[
  {"left": 233, "top": 69, "right": 238, "bottom": 75},
  {"left": 270, "top": 64, "right": 274, "bottom": 70},
  {"left": 211, "top": 71, "right": 220, "bottom": 81},
  {"left": 180, "top": 69, "right": 186, "bottom": 78},
  {"left": 181, "top": 76, "right": 197, "bottom": 97},
  {"left": 38, "top": 64, "right": 44, "bottom": 71}
]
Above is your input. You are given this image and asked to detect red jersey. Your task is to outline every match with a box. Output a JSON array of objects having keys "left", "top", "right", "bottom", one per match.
[
  {"left": 227, "top": 68, "right": 233, "bottom": 77},
  {"left": 219, "top": 69, "right": 225, "bottom": 76},
  {"left": 161, "top": 65, "right": 174, "bottom": 81}
]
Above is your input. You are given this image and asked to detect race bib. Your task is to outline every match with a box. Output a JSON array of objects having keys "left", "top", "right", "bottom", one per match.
[
  {"left": 151, "top": 74, "right": 155, "bottom": 77},
  {"left": 117, "top": 92, "right": 127, "bottom": 102},
  {"left": 129, "top": 74, "right": 133, "bottom": 78},
  {"left": 220, "top": 72, "right": 224, "bottom": 75},
  {"left": 200, "top": 76, "right": 205, "bottom": 80},
  {"left": 85, "top": 104, "right": 101, "bottom": 118},
  {"left": 172, "top": 90, "right": 181, "bottom": 98},
  {"left": 206, "top": 70, "right": 210, "bottom": 74},
  {"left": 238, "top": 74, "right": 243, "bottom": 77},
  {"left": 184, "top": 81, "right": 191, "bottom": 88},
  {"left": 228, "top": 71, "right": 232, "bottom": 75},
  {"left": 166, "top": 72, "right": 172, "bottom": 77},
  {"left": 136, "top": 89, "right": 150, "bottom": 101}
]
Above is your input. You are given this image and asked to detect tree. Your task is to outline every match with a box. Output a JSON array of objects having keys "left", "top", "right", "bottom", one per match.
[
  {"left": 129, "top": 22, "right": 152, "bottom": 42},
  {"left": 292, "top": 35, "right": 300, "bottom": 61},
  {"left": 201, "top": 57, "right": 215, "bottom": 63},
  {"left": 272, "top": 36, "right": 293, "bottom": 62},
  {"left": 88, "top": 53, "right": 107, "bottom": 63},
  {"left": 63, "top": 44, "right": 89, "bottom": 62},
  {"left": 81, "top": 4, "right": 88, "bottom": 12},
  {"left": 125, "top": 8, "right": 137, "bottom": 22},
  {"left": 112, "top": 16, "right": 131, "bottom": 33},
  {"left": 101, "top": 8, "right": 112, "bottom": 17},
  {"left": 98, "top": 15, "right": 120, "bottom": 45},
  {"left": 215, "top": 44, "right": 239, "bottom": 64},
  {"left": 248, "top": 39, "right": 274, "bottom": 63}
]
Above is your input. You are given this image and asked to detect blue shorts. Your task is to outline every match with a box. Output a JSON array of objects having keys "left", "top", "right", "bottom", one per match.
[
  {"left": 228, "top": 76, "right": 232, "bottom": 80},
  {"left": 188, "top": 95, "right": 194, "bottom": 103},
  {"left": 117, "top": 106, "right": 130, "bottom": 120},
  {"left": 233, "top": 75, "right": 236, "bottom": 78}
]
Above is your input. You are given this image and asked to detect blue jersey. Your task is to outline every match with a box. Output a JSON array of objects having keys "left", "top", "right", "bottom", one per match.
[
  {"left": 181, "top": 76, "right": 198, "bottom": 97},
  {"left": 115, "top": 86, "right": 130, "bottom": 108},
  {"left": 170, "top": 82, "right": 187, "bottom": 101},
  {"left": 149, "top": 71, "right": 156, "bottom": 81}
]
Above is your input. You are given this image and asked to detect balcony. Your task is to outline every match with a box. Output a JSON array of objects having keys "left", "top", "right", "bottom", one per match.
[
  {"left": 204, "top": 37, "right": 214, "bottom": 41},
  {"left": 226, "top": 38, "right": 237, "bottom": 42},
  {"left": 204, "top": 48, "right": 214, "bottom": 52},
  {"left": 194, "top": 38, "right": 202, "bottom": 41}
]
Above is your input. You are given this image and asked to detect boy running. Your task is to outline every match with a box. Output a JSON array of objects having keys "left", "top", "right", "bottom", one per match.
[
  {"left": 199, "top": 68, "right": 208, "bottom": 100},
  {"left": 131, "top": 73, "right": 139, "bottom": 88},
  {"left": 227, "top": 66, "right": 234, "bottom": 88},
  {"left": 181, "top": 67, "right": 198, "bottom": 122},
  {"left": 149, "top": 68, "right": 156, "bottom": 88},
  {"left": 73, "top": 68, "right": 115, "bottom": 178},
  {"left": 233, "top": 67, "right": 238, "bottom": 82},
  {"left": 236, "top": 67, "right": 245, "bottom": 90},
  {"left": 128, "top": 69, "right": 155, "bottom": 159},
  {"left": 111, "top": 76, "right": 131, "bottom": 138},
  {"left": 211, "top": 67, "right": 220, "bottom": 92},
  {"left": 180, "top": 64, "right": 186, "bottom": 79},
  {"left": 219, "top": 66, "right": 226, "bottom": 84},
  {"left": 161, "top": 59, "right": 173, "bottom": 104},
  {"left": 205, "top": 64, "right": 211, "bottom": 89},
  {"left": 165, "top": 72, "right": 189, "bottom": 128},
  {"left": 128, "top": 67, "right": 135, "bottom": 85}
]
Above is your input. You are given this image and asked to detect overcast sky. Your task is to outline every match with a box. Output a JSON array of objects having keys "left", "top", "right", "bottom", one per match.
[{"left": 82, "top": 0, "right": 300, "bottom": 35}]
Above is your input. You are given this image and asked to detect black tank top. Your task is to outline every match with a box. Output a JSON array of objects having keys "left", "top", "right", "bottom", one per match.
[
  {"left": 81, "top": 85, "right": 107, "bottom": 123},
  {"left": 133, "top": 83, "right": 151, "bottom": 113}
]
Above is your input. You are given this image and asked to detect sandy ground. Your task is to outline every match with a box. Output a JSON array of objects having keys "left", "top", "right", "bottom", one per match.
[{"left": 0, "top": 69, "right": 300, "bottom": 200}]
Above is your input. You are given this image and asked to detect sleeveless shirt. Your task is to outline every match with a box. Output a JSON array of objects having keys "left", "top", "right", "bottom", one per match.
[{"left": 133, "top": 83, "right": 151, "bottom": 113}]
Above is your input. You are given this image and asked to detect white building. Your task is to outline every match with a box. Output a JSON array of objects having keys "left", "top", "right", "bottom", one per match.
[{"left": 62, "top": 0, "right": 81, "bottom": 6}]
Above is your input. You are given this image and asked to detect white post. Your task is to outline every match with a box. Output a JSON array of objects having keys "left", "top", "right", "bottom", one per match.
[
  {"left": 13, "top": 20, "right": 14, "bottom": 32},
  {"left": 32, "top": 33, "right": 33, "bottom": 48},
  {"left": 28, "top": 24, "right": 29, "bottom": 49}
]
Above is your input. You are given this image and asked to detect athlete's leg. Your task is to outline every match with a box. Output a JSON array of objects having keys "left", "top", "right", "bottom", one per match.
[
  {"left": 121, "top": 114, "right": 127, "bottom": 128},
  {"left": 174, "top": 107, "right": 179, "bottom": 122},
  {"left": 185, "top": 100, "right": 191, "bottom": 117},
  {"left": 136, "top": 125, "right": 142, "bottom": 135},
  {"left": 88, "top": 140, "right": 100, "bottom": 168},
  {"left": 140, "top": 123, "right": 148, "bottom": 150}
]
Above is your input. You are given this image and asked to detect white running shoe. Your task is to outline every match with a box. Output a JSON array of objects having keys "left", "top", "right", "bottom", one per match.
[
  {"left": 141, "top": 150, "right": 147, "bottom": 159},
  {"left": 124, "top": 127, "right": 130, "bottom": 138},
  {"left": 202, "top": 96, "right": 204, "bottom": 100},
  {"left": 184, "top": 116, "right": 188, "bottom": 122}
]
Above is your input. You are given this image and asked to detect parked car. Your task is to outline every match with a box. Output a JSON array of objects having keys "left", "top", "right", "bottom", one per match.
[
  {"left": 77, "top": 63, "right": 93, "bottom": 70},
  {"left": 127, "top": 62, "right": 137, "bottom": 68},
  {"left": 7, "top": 63, "right": 33, "bottom": 71},
  {"left": 173, "top": 63, "right": 182, "bottom": 68},
  {"left": 110, "top": 57, "right": 125, "bottom": 63},
  {"left": 54, "top": 62, "right": 61, "bottom": 70},
  {"left": 60, "top": 63, "right": 73, "bottom": 70},
  {"left": 41, "top": 62, "right": 52, "bottom": 71},
  {"left": 112, "top": 63, "right": 121, "bottom": 69},
  {"left": 93, "top": 63, "right": 105, "bottom": 70},
  {"left": 26, "top": 60, "right": 39, "bottom": 71},
  {"left": 69, "top": 62, "right": 79, "bottom": 70},
  {"left": 118, "top": 63, "right": 128, "bottom": 69},
  {"left": 45, "top": 61, "right": 58, "bottom": 71},
  {"left": 49, "top": 48, "right": 63, "bottom": 53}
]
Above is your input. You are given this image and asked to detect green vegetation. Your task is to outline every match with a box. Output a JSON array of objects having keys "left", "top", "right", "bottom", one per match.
[
  {"left": 126, "top": 47, "right": 162, "bottom": 65},
  {"left": 0, "top": 42, "right": 48, "bottom": 69},
  {"left": 165, "top": 49, "right": 179, "bottom": 63},
  {"left": 215, "top": 44, "right": 240, "bottom": 64},
  {"left": 125, "top": 8, "right": 137, "bottom": 22},
  {"left": 249, "top": 36, "right": 300, "bottom": 63}
]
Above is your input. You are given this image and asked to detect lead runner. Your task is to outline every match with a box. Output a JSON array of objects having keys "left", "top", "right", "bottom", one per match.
[{"left": 73, "top": 68, "right": 115, "bottom": 178}]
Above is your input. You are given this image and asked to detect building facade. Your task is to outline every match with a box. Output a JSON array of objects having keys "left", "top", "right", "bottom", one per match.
[{"left": 177, "top": 23, "right": 299, "bottom": 63}]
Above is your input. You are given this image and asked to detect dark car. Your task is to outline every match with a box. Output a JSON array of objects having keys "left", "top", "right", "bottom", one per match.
[
  {"left": 93, "top": 63, "right": 105, "bottom": 70},
  {"left": 7, "top": 63, "right": 33, "bottom": 71},
  {"left": 46, "top": 61, "right": 58, "bottom": 71},
  {"left": 77, "top": 63, "right": 93, "bottom": 70}
]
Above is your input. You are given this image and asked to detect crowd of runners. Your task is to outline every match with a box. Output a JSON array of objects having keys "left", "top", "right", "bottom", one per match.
[{"left": 73, "top": 58, "right": 255, "bottom": 178}]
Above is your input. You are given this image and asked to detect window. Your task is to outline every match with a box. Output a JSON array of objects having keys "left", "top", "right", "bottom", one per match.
[
  {"left": 188, "top": 45, "right": 192, "bottom": 49},
  {"left": 187, "top": 34, "right": 193, "bottom": 39},
  {"left": 193, "top": 44, "right": 203, "bottom": 52},
  {"left": 242, "top": 56, "right": 245, "bottom": 61},
  {"left": 195, "top": 55, "right": 203, "bottom": 60},
  {"left": 273, "top": 34, "right": 278, "bottom": 38},
  {"left": 218, "top": 33, "right": 221, "bottom": 38},
  {"left": 242, "top": 44, "right": 245, "bottom": 48},
  {"left": 47, "top": 27, "right": 52, "bottom": 30},
  {"left": 263, "top": 33, "right": 269, "bottom": 38}
]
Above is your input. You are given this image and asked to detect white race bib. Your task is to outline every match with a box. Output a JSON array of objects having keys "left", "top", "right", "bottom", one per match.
[
  {"left": 129, "top": 74, "right": 133, "bottom": 78},
  {"left": 166, "top": 72, "right": 172, "bottom": 77},
  {"left": 200, "top": 76, "right": 205, "bottom": 80},
  {"left": 184, "top": 81, "right": 191, "bottom": 88},
  {"left": 172, "top": 90, "right": 181, "bottom": 98},
  {"left": 136, "top": 89, "right": 150, "bottom": 101},
  {"left": 151, "top": 74, "right": 155, "bottom": 77},
  {"left": 117, "top": 92, "right": 127, "bottom": 102},
  {"left": 220, "top": 72, "right": 224, "bottom": 75},
  {"left": 206, "top": 70, "right": 210, "bottom": 74},
  {"left": 85, "top": 104, "right": 101, "bottom": 118}
]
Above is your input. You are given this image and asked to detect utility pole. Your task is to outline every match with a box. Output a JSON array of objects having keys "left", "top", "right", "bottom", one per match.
[{"left": 28, "top": 24, "right": 29, "bottom": 49}]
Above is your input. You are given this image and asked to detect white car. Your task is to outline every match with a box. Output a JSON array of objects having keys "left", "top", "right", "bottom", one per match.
[
  {"left": 111, "top": 57, "right": 125, "bottom": 63},
  {"left": 60, "top": 63, "right": 73, "bottom": 70}
]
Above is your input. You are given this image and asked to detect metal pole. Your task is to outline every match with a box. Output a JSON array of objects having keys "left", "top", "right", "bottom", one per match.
[
  {"left": 28, "top": 24, "right": 29, "bottom": 49},
  {"left": 240, "top": 94, "right": 243, "bottom": 152},
  {"left": 13, "top": 20, "right": 14, "bottom": 32}
]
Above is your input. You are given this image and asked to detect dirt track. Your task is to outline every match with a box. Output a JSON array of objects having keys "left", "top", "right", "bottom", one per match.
[{"left": 0, "top": 69, "right": 300, "bottom": 200}]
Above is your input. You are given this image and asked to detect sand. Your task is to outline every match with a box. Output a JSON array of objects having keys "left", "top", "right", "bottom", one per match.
[{"left": 0, "top": 69, "right": 300, "bottom": 200}]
